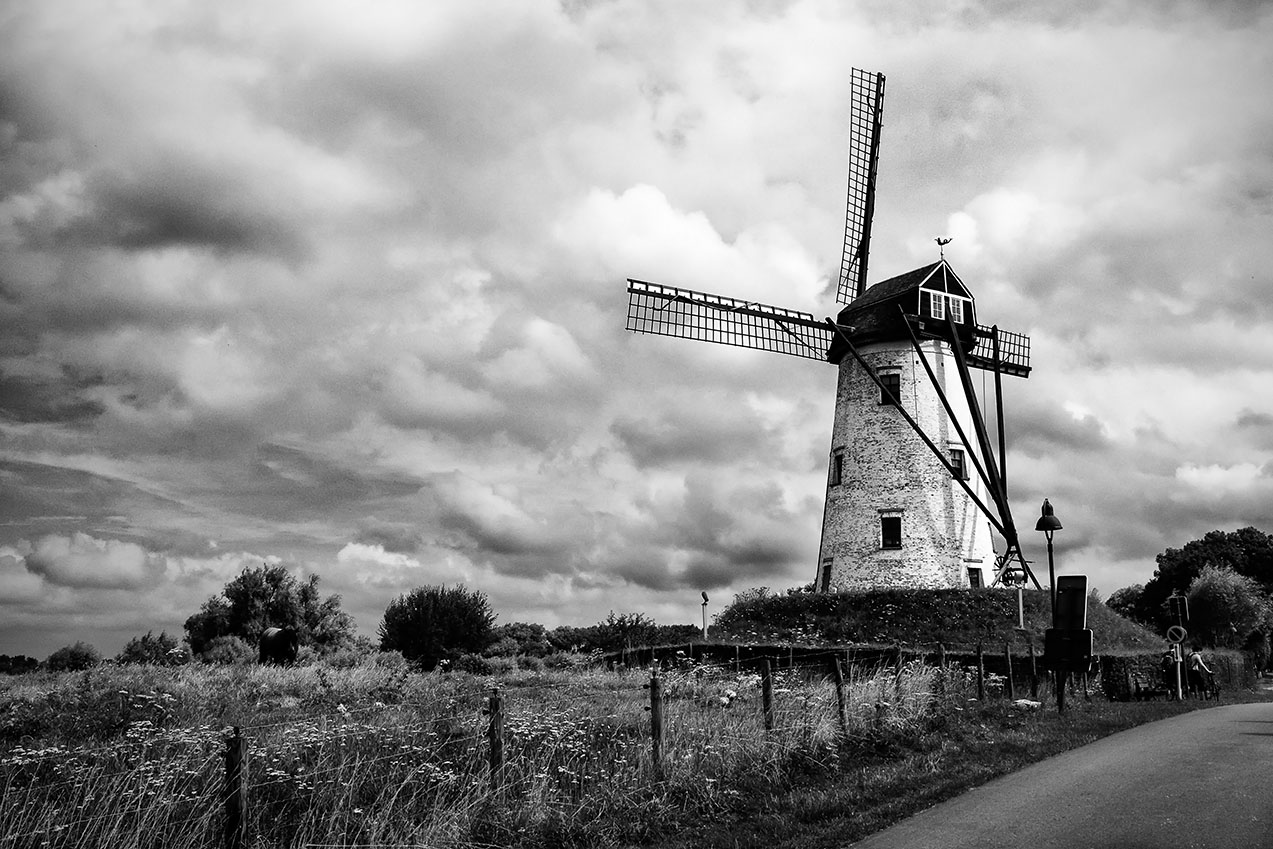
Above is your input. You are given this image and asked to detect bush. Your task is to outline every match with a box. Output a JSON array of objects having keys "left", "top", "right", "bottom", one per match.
[
  {"left": 486, "top": 622, "right": 553, "bottom": 657},
  {"left": 116, "top": 631, "right": 189, "bottom": 666},
  {"left": 378, "top": 585, "right": 496, "bottom": 670},
  {"left": 200, "top": 635, "right": 256, "bottom": 665},
  {"left": 46, "top": 642, "right": 100, "bottom": 672}
]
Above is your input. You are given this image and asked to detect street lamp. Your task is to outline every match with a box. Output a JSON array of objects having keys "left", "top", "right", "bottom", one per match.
[
  {"left": 1034, "top": 499, "right": 1063, "bottom": 626},
  {"left": 700, "top": 592, "right": 709, "bottom": 640}
]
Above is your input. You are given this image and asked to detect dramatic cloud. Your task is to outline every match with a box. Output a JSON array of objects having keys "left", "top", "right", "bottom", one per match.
[{"left": 2, "top": 0, "right": 1272, "bottom": 656}]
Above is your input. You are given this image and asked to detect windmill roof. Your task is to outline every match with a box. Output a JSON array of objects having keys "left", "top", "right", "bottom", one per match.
[{"left": 840, "top": 261, "right": 944, "bottom": 317}]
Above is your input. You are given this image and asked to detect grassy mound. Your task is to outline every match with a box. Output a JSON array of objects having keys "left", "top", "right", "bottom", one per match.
[{"left": 713, "top": 587, "right": 1164, "bottom": 652}]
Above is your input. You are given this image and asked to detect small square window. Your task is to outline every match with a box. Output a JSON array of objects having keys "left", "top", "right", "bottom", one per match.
[
  {"left": 879, "top": 373, "right": 900, "bottom": 406},
  {"left": 829, "top": 451, "right": 844, "bottom": 486},
  {"left": 930, "top": 292, "right": 945, "bottom": 320},
  {"left": 967, "top": 568, "right": 982, "bottom": 588},
  {"left": 949, "top": 448, "right": 968, "bottom": 481},
  {"left": 949, "top": 297, "right": 965, "bottom": 324},
  {"left": 881, "top": 516, "right": 902, "bottom": 549}
]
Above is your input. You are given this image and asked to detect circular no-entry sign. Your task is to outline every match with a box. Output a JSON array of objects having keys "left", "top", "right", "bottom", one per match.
[{"left": 1167, "top": 625, "right": 1188, "bottom": 644}]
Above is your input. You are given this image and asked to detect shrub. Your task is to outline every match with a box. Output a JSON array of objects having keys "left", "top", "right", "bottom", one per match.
[
  {"left": 46, "top": 641, "right": 100, "bottom": 671},
  {"left": 184, "top": 563, "right": 355, "bottom": 656},
  {"left": 200, "top": 635, "right": 256, "bottom": 665},
  {"left": 378, "top": 585, "right": 496, "bottom": 670},
  {"left": 116, "top": 631, "right": 189, "bottom": 666},
  {"left": 486, "top": 622, "right": 553, "bottom": 657}
]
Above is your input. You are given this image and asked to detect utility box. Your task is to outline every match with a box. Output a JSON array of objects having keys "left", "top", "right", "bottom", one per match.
[{"left": 1055, "top": 575, "right": 1088, "bottom": 630}]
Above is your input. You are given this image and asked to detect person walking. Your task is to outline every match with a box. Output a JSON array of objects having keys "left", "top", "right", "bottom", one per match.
[{"left": 1187, "top": 646, "right": 1213, "bottom": 698}]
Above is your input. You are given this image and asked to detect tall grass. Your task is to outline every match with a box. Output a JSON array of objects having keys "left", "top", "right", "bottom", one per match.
[{"left": 0, "top": 656, "right": 979, "bottom": 848}]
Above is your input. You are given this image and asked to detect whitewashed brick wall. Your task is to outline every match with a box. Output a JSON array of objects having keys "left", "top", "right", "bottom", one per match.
[{"left": 816, "top": 339, "right": 997, "bottom": 591}]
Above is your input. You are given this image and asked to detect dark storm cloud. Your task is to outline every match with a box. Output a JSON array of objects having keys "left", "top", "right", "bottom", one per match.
[
  {"left": 1010, "top": 400, "right": 1111, "bottom": 456},
  {"left": 353, "top": 518, "right": 424, "bottom": 554},
  {"left": 226, "top": 444, "right": 422, "bottom": 522},
  {"left": 0, "top": 371, "right": 105, "bottom": 425},
  {"left": 611, "top": 404, "right": 770, "bottom": 468},
  {"left": 81, "top": 164, "right": 307, "bottom": 257}
]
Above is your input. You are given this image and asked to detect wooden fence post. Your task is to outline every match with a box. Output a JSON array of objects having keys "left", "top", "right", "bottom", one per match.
[
  {"left": 935, "top": 642, "right": 947, "bottom": 699},
  {"left": 486, "top": 688, "right": 504, "bottom": 791},
  {"left": 647, "top": 668, "right": 664, "bottom": 779},
  {"left": 1028, "top": 640, "right": 1038, "bottom": 698},
  {"left": 976, "top": 644, "right": 985, "bottom": 701},
  {"left": 223, "top": 726, "right": 247, "bottom": 849},
  {"left": 1005, "top": 641, "right": 1015, "bottom": 700},
  {"left": 760, "top": 658, "right": 774, "bottom": 732},
  {"left": 734, "top": 644, "right": 740, "bottom": 673},
  {"left": 832, "top": 655, "right": 848, "bottom": 737}
]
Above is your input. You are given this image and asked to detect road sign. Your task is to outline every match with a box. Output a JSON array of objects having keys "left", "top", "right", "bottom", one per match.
[{"left": 1167, "top": 625, "right": 1187, "bottom": 644}]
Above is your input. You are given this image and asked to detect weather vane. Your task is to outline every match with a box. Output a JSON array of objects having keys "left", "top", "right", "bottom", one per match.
[{"left": 935, "top": 236, "right": 952, "bottom": 259}]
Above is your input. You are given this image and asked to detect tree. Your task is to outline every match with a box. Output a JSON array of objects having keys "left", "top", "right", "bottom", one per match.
[
  {"left": 1186, "top": 566, "right": 1273, "bottom": 650},
  {"left": 116, "top": 631, "right": 189, "bottom": 665},
  {"left": 46, "top": 641, "right": 100, "bottom": 672},
  {"left": 1104, "top": 584, "right": 1146, "bottom": 624},
  {"left": 485, "top": 622, "right": 553, "bottom": 658},
  {"left": 184, "top": 563, "right": 356, "bottom": 659},
  {"left": 1139, "top": 528, "right": 1273, "bottom": 631},
  {"left": 379, "top": 585, "right": 496, "bottom": 669},
  {"left": 0, "top": 655, "right": 40, "bottom": 675}
]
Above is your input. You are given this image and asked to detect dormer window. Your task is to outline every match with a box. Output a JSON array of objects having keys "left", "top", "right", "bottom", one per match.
[{"left": 925, "top": 292, "right": 967, "bottom": 324}]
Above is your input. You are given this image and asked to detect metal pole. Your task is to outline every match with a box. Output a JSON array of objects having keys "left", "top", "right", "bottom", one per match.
[{"left": 1047, "top": 532, "right": 1057, "bottom": 626}]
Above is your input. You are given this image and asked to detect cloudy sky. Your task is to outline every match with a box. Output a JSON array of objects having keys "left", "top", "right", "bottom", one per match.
[{"left": 2, "top": 0, "right": 1272, "bottom": 658}]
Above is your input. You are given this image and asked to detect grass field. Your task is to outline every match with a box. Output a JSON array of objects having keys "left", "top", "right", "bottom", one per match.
[{"left": 1, "top": 653, "right": 1261, "bottom": 848}]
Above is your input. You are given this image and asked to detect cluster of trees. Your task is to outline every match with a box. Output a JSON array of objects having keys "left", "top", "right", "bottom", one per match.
[
  {"left": 1106, "top": 527, "right": 1273, "bottom": 667},
  {"left": 15, "top": 562, "right": 697, "bottom": 674},
  {"left": 377, "top": 587, "right": 700, "bottom": 670},
  {"left": 184, "top": 564, "right": 357, "bottom": 661}
]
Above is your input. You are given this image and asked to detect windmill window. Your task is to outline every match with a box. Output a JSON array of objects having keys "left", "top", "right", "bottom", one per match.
[
  {"left": 949, "top": 448, "right": 968, "bottom": 481},
  {"left": 926, "top": 292, "right": 967, "bottom": 324},
  {"left": 819, "top": 558, "right": 833, "bottom": 592},
  {"left": 881, "top": 516, "right": 902, "bottom": 549},
  {"left": 879, "top": 372, "right": 900, "bottom": 406},
  {"left": 829, "top": 451, "right": 844, "bottom": 486}
]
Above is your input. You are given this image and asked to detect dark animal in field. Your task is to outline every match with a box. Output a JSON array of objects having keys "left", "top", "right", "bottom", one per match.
[{"left": 259, "top": 627, "right": 299, "bottom": 665}]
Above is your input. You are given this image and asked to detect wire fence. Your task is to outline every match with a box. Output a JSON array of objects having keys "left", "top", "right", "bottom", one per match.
[{"left": 4, "top": 642, "right": 1217, "bottom": 849}]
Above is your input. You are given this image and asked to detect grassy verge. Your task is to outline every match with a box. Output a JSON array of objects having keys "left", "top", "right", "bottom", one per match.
[
  {"left": 1, "top": 660, "right": 1267, "bottom": 848},
  {"left": 648, "top": 688, "right": 1273, "bottom": 849}
]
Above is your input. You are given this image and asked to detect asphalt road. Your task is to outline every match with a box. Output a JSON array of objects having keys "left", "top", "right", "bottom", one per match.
[{"left": 850, "top": 702, "right": 1273, "bottom": 849}]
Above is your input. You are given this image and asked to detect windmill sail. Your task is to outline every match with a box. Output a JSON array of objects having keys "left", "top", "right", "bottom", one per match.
[
  {"left": 837, "top": 68, "right": 886, "bottom": 305},
  {"left": 626, "top": 279, "right": 833, "bottom": 361},
  {"left": 968, "top": 325, "right": 1031, "bottom": 377}
]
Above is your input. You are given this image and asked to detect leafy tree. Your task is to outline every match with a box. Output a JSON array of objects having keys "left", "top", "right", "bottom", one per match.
[
  {"left": 1186, "top": 566, "right": 1273, "bottom": 649},
  {"left": 484, "top": 622, "right": 553, "bottom": 658},
  {"left": 116, "top": 631, "right": 189, "bottom": 666},
  {"left": 1104, "top": 584, "right": 1146, "bottom": 624},
  {"left": 46, "top": 641, "right": 100, "bottom": 672},
  {"left": 1140, "top": 527, "right": 1273, "bottom": 630},
  {"left": 0, "top": 655, "right": 40, "bottom": 675},
  {"left": 184, "top": 563, "right": 356, "bottom": 658},
  {"left": 379, "top": 585, "right": 496, "bottom": 670},
  {"left": 588, "top": 611, "right": 658, "bottom": 653}
]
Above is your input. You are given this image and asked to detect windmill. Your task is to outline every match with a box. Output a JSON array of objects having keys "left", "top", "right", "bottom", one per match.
[{"left": 624, "top": 69, "right": 1040, "bottom": 593}]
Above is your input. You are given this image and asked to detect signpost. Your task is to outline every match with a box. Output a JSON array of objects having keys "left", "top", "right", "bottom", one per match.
[{"left": 1041, "top": 575, "right": 1094, "bottom": 713}]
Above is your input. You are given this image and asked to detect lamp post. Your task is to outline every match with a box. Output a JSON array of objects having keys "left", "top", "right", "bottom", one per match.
[
  {"left": 700, "top": 592, "right": 709, "bottom": 640},
  {"left": 1035, "top": 499, "right": 1064, "bottom": 711},
  {"left": 1035, "top": 499, "right": 1063, "bottom": 626}
]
